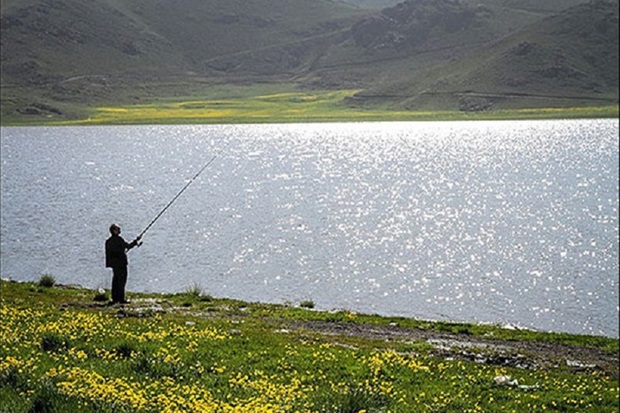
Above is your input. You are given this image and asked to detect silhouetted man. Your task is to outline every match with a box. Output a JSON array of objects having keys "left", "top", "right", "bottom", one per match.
[{"left": 105, "top": 224, "right": 142, "bottom": 304}]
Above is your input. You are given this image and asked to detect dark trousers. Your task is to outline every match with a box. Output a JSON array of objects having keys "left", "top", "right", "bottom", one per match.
[{"left": 111, "top": 266, "right": 128, "bottom": 303}]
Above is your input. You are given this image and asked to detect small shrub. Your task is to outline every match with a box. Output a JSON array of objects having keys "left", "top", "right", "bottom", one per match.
[
  {"left": 0, "top": 364, "right": 25, "bottom": 388},
  {"left": 40, "top": 332, "right": 69, "bottom": 352},
  {"left": 114, "top": 342, "right": 136, "bottom": 359},
  {"left": 29, "top": 380, "right": 63, "bottom": 413},
  {"left": 300, "top": 300, "right": 315, "bottom": 309},
  {"left": 132, "top": 352, "right": 182, "bottom": 379},
  {"left": 38, "top": 274, "right": 56, "bottom": 288}
]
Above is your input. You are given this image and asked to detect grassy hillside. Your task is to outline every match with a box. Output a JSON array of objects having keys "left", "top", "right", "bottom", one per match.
[
  {"left": 286, "top": 0, "right": 589, "bottom": 88},
  {"left": 1, "top": 0, "right": 617, "bottom": 124},
  {"left": 342, "top": 0, "right": 404, "bottom": 10},
  {"left": 0, "top": 0, "right": 365, "bottom": 77},
  {"left": 0, "top": 0, "right": 367, "bottom": 121},
  {"left": 352, "top": 0, "right": 619, "bottom": 111}
]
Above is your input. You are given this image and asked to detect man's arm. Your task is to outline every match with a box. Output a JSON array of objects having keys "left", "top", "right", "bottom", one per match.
[{"left": 125, "top": 235, "right": 143, "bottom": 251}]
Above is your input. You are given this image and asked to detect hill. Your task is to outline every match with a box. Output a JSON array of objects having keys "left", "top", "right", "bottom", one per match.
[
  {"left": 0, "top": 0, "right": 367, "bottom": 119},
  {"left": 0, "top": 0, "right": 617, "bottom": 122},
  {"left": 347, "top": 0, "right": 620, "bottom": 111}
]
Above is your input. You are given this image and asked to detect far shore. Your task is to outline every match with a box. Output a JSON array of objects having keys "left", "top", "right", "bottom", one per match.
[{"left": 2, "top": 100, "right": 618, "bottom": 127}]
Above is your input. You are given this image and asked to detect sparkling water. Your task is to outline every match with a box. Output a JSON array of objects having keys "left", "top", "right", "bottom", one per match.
[{"left": 1, "top": 120, "right": 618, "bottom": 337}]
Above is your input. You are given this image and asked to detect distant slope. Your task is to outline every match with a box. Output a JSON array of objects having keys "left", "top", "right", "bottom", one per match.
[
  {"left": 341, "top": 0, "right": 404, "bottom": 9},
  {"left": 1, "top": 0, "right": 617, "bottom": 121},
  {"left": 0, "top": 0, "right": 366, "bottom": 118},
  {"left": 350, "top": 0, "right": 619, "bottom": 111},
  {"left": 0, "top": 0, "right": 364, "bottom": 78},
  {"left": 303, "top": 0, "right": 597, "bottom": 87}
]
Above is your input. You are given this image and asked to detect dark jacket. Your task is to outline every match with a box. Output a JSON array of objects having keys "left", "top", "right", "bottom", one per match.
[{"left": 105, "top": 235, "right": 138, "bottom": 268}]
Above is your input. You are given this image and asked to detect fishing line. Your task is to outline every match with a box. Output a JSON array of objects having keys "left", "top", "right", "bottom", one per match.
[{"left": 137, "top": 140, "right": 230, "bottom": 239}]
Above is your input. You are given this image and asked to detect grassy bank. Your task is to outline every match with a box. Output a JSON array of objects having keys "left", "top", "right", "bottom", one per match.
[
  {"left": 1, "top": 280, "right": 618, "bottom": 412},
  {"left": 2, "top": 88, "right": 618, "bottom": 126}
]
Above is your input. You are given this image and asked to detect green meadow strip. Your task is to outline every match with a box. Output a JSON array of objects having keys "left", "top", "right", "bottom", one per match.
[{"left": 44, "top": 90, "right": 619, "bottom": 125}]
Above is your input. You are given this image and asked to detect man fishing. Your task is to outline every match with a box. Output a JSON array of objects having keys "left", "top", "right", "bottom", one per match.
[
  {"left": 105, "top": 224, "right": 142, "bottom": 305},
  {"left": 102, "top": 144, "right": 226, "bottom": 306}
]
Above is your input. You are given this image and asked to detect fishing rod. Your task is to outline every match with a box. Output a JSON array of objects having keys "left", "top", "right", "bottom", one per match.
[{"left": 137, "top": 141, "right": 229, "bottom": 240}]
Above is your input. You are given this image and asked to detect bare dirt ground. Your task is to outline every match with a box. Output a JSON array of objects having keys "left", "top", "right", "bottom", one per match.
[{"left": 286, "top": 319, "right": 619, "bottom": 378}]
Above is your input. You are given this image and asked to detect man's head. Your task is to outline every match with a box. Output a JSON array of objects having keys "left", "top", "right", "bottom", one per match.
[{"left": 109, "top": 224, "right": 121, "bottom": 235}]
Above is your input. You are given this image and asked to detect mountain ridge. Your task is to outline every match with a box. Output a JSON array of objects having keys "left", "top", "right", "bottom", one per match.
[{"left": 1, "top": 0, "right": 617, "bottom": 121}]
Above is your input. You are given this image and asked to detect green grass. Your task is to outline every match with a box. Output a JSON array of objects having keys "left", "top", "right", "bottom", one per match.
[
  {"left": 38, "top": 274, "right": 57, "bottom": 288},
  {"left": 21, "top": 88, "right": 616, "bottom": 126},
  {"left": 1, "top": 280, "right": 618, "bottom": 412},
  {"left": 1, "top": 81, "right": 617, "bottom": 126}
]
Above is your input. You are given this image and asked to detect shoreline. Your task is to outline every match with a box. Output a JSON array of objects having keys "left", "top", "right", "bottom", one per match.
[
  {"left": 2, "top": 104, "right": 618, "bottom": 127},
  {"left": 3, "top": 278, "right": 618, "bottom": 351},
  {"left": 4, "top": 276, "right": 617, "bottom": 340}
]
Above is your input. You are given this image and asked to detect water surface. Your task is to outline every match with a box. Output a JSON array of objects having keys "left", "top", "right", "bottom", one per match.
[{"left": 1, "top": 120, "right": 618, "bottom": 337}]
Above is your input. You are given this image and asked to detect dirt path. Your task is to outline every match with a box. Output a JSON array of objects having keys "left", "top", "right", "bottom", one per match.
[{"left": 286, "top": 319, "right": 619, "bottom": 378}]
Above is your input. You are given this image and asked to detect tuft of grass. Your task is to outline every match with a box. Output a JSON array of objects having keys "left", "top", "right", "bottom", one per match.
[
  {"left": 28, "top": 380, "right": 64, "bottom": 413},
  {"left": 40, "top": 332, "right": 70, "bottom": 352},
  {"left": 179, "top": 283, "right": 214, "bottom": 306},
  {"left": 299, "top": 300, "right": 315, "bottom": 309},
  {"left": 315, "top": 385, "right": 387, "bottom": 413},
  {"left": 184, "top": 282, "right": 204, "bottom": 298},
  {"left": 114, "top": 342, "right": 137, "bottom": 359},
  {"left": 38, "top": 274, "right": 56, "bottom": 288}
]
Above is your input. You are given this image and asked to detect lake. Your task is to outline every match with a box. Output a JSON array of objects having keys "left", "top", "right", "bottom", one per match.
[{"left": 1, "top": 120, "right": 618, "bottom": 337}]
